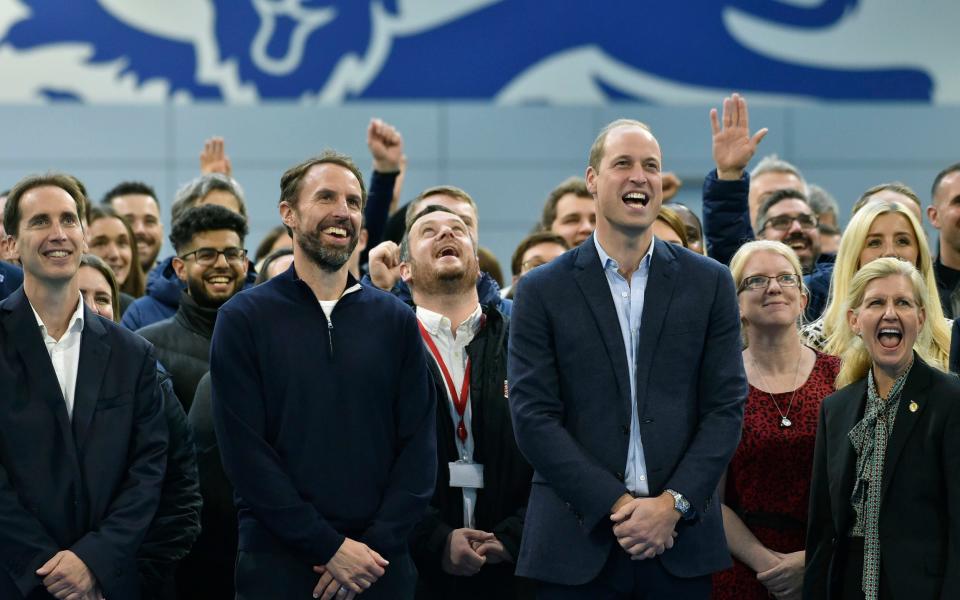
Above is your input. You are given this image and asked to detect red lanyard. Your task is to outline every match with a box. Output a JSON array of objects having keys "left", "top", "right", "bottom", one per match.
[{"left": 417, "top": 320, "right": 471, "bottom": 444}]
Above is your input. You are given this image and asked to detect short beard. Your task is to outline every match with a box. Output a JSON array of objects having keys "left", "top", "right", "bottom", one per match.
[
  {"left": 296, "top": 220, "right": 359, "bottom": 273},
  {"left": 186, "top": 275, "right": 242, "bottom": 309},
  {"left": 408, "top": 256, "right": 478, "bottom": 297}
]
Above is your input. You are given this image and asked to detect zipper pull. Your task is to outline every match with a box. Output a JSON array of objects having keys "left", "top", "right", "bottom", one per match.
[{"left": 327, "top": 319, "right": 334, "bottom": 358}]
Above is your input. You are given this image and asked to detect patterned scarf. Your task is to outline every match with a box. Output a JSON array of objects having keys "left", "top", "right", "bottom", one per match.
[{"left": 848, "top": 362, "right": 912, "bottom": 600}]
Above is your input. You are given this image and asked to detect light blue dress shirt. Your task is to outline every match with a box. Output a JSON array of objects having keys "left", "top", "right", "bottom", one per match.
[{"left": 594, "top": 235, "right": 654, "bottom": 496}]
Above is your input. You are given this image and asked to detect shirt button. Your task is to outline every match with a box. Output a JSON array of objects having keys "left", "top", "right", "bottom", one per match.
[
  {"left": 621, "top": 291, "right": 628, "bottom": 298},
  {"left": 640, "top": 475, "right": 647, "bottom": 482}
]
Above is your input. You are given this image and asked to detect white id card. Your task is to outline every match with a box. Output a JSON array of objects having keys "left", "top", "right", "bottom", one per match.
[{"left": 448, "top": 462, "right": 484, "bottom": 489}]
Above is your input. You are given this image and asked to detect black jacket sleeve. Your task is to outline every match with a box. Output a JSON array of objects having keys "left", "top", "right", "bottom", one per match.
[
  {"left": 702, "top": 169, "right": 754, "bottom": 265},
  {"left": 137, "top": 365, "right": 202, "bottom": 593}
]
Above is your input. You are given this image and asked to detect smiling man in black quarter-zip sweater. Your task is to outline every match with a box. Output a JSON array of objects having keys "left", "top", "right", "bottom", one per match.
[{"left": 210, "top": 151, "right": 437, "bottom": 600}]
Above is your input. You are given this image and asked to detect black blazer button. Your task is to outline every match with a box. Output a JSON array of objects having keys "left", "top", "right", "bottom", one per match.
[{"left": 615, "top": 472, "right": 624, "bottom": 482}]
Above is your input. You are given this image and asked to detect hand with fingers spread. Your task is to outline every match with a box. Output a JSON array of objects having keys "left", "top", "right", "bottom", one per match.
[
  {"left": 311, "top": 538, "right": 388, "bottom": 599},
  {"left": 367, "top": 118, "right": 404, "bottom": 173},
  {"left": 473, "top": 535, "right": 513, "bottom": 565},
  {"left": 710, "top": 93, "right": 768, "bottom": 181},
  {"left": 442, "top": 528, "right": 495, "bottom": 576},
  {"left": 200, "top": 136, "right": 233, "bottom": 176},
  {"left": 36, "top": 550, "right": 97, "bottom": 599},
  {"left": 368, "top": 241, "right": 402, "bottom": 290},
  {"left": 757, "top": 550, "right": 804, "bottom": 600},
  {"left": 610, "top": 494, "right": 680, "bottom": 560}
]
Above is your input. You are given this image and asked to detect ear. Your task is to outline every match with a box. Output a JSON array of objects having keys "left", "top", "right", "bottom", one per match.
[
  {"left": 399, "top": 261, "right": 412, "bottom": 284},
  {"left": 847, "top": 308, "right": 859, "bottom": 337},
  {"left": 279, "top": 202, "right": 296, "bottom": 230},
  {"left": 585, "top": 166, "right": 598, "bottom": 197},
  {"left": 917, "top": 305, "right": 926, "bottom": 332},
  {"left": 799, "top": 287, "right": 809, "bottom": 313},
  {"left": 926, "top": 204, "right": 940, "bottom": 230},
  {"left": 172, "top": 257, "right": 188, "bottom": 283}
]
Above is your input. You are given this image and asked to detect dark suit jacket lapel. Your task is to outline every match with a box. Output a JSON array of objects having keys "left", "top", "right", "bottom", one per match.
[
  {"left": 634, "top": 239, "right": 679, "bottom": 416},
  {"left": 825, "top": 379, "right": 865, "bottom": 537},
  {"left": 573, "top": 236, "right": 631, "bottom": 419},
  {"left": 72, "top": 309, "right": 110, "bottom": 450},
  {"left": 880, "top": 357, "right": 932, "bottom": 504},
  {"left": 1, "top": 288, "right": 75, "bottom": 451}
]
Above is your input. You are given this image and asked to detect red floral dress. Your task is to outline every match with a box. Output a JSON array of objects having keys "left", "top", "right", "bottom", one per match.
[{"left": 712, "top": 350, "right": 840, "bottom": 600}]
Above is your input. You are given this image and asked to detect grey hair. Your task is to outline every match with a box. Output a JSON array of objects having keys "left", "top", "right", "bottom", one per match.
[
  {"left": 750, "top": 154, "right": 807, "bottom": 194},
  {"left": 171, "top": 173, "right": 247, "bottom": 223}
]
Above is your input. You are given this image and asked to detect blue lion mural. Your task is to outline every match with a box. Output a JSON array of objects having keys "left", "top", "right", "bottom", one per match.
[{"left": 0, "top": 0, "right": 949, "bottom": 103}]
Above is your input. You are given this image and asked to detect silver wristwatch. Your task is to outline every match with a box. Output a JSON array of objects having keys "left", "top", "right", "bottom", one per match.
[{"left": 665, "top": 489, "right": 691, "bottom": 518}]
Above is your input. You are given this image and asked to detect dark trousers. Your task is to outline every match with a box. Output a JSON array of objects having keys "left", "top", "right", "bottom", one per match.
[
  {"left": 235, "top": 550, "right": 416, "bottom": 600},
  {"left": 536, "top": 546, "right": 710, "bottom": 600},
  {"left": 839, "top": 537, "right": 893, "bottom": 600}
]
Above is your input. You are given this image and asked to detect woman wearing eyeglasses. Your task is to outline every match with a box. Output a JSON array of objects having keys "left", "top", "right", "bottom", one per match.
[
  {"left": 805, "top": 258, "right": 960, "bottom": 599},
  {"left": 800, "top": 191, "right": 951, "bottom": 371},
  {"left": 713, "top": 241, "right": 839, "bottom": 600}
]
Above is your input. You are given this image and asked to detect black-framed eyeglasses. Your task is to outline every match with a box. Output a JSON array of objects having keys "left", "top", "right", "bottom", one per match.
[
  {"left": 179, "top": 247, "right": 247, "bottom": 266},
  {"left": 760, "top": 214, "right": 818, "bottom": 232},
  {"left": 738, "top": 273, "right": 801, "bottom": 293}
]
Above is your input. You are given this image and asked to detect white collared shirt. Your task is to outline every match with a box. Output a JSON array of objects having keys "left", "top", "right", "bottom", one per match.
[
  {"left": 416, "top": 304, "right": 483, "bottom": 527},
  {"left": 30, "top": 295, "right": 85, "bottom": 419}
]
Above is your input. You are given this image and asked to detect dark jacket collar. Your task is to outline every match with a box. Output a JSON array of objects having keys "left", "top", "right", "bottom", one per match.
[{"left": 175, "top": 291, "right": 219, "bottom": 338}]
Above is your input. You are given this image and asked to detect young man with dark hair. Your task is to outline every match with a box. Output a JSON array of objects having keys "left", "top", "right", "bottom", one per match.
[
  {"left": 103, "top": 181, "right": 164, "bottom": 272},
  {"left": 400, "top": 205, "right": 533, "bottom": 599},
  {"left": 136, "top": 203, "right": 248, "bottom": 600},
  {"left": 0, "top": 173, "right": 168, "bottom": 599},
  {"left": 120, "top": 176, "right": 255, "bottom": 332},
  {"left": 211, "top": 151, "right": 436, "bottom": 599},
  {"left": 540, "top": 177, "right": 596, "bottom": 247}
]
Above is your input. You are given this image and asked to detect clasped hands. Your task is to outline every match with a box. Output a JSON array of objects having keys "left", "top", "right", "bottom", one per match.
[
  {"left": 36, "top": 550, "right": 102, "bottom": 600},
  {"left": 442, "top": 528, "right": 513, "bottom": 577},
  {"left": 610, "top": 493, "right": 680, "bottom": 560},
  {"left": 311, "top": 538, "right": 389, "bottom": 600}
]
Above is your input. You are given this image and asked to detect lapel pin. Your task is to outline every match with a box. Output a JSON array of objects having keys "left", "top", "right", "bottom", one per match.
[{"left": 908, "top": 401, "right": 918, "bottom": 413}]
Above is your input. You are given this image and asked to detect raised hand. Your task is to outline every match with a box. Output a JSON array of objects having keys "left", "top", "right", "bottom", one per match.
[
  {"left": 368, "top": 241, "right": 402, "bottom": 290},
  {"left": 367, "top": 118, "right": 404, "bottom": 173},
  {"left": 710, "top": 93, "right": 768, "bottom": 180},
  {"left": 200, "top": 136, "right": 233, "bottom": 176}
]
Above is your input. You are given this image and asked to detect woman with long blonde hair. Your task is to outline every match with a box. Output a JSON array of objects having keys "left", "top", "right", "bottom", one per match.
[
  {"left": 805, "top": 258, "right": 959, "bottom": 599},
  {"left": 801, "top": 192, "right": 950, "bottom": 371}
]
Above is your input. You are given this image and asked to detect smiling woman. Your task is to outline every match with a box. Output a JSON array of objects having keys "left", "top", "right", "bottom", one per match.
[
  {"left": 713, "top": 240, "right": 839, "bottom": 600},
  {"left": 801, "top": 197, "right": 952, "bottom": 372},
  {"left": 805, "top": 258, "right": 960, "bottom": 599},
  {"left": 87, "top": 205, "right": 145, "bottom": 299}
]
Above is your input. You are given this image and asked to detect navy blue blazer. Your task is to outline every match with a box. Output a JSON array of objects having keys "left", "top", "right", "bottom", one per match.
[
  {"left": 0, "top": 288, "right": 168, "bottom": 599},
  {"left": 508, "top": 235, "right": 747, "bottom": 585}
]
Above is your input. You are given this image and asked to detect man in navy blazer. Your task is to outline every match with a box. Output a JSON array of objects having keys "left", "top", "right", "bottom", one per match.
[
  {"left": 0, "top": 174, "right": 168, "bottom": 599},
  {"left": 509, "top": 119, "right": 747, "bottom": 597}
]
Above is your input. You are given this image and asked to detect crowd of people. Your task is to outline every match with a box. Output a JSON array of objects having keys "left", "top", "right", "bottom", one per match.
[{"left": 0, "top": 93, "right": 958, "bottom": 600}]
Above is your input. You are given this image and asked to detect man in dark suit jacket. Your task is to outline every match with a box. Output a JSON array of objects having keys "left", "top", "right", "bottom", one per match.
[
  {"left": 0, "top": 174, "right": 168, "bottom": 599},
  {"left": 509, "top": 119, "right": 747, "bottom": 597}
]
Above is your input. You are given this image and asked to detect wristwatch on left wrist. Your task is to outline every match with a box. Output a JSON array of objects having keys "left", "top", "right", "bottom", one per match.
[{"left": 665, "top": 489, "right": 691, "bottom": 519}]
